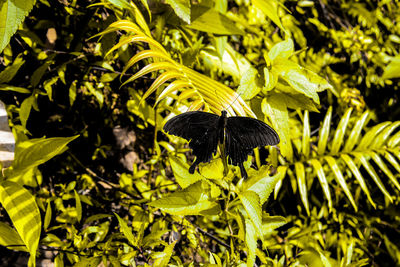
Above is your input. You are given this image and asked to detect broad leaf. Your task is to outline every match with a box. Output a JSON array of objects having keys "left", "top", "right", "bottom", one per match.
[
  {"left": 148, "top": 181, "right": 221, "bottom": 215},
  {"left": 188, "top": 5, "right": 245, "bottom": 35},
  {"left": 165, "top": 0, "right": 191, "bottom": 24},
  {"left": 5, "top": 135, "right": 79, "bottom": 181},
  {"left": 0, "top": 0, "right": 35, "bottom": 53},
  {"left": 0, "top": 180, "right": 41, "bottom": 267}
]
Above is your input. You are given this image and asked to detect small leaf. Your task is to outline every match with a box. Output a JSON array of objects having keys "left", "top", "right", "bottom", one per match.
[
  {"left": 268, "top": 39, "right": 294, "bottom": 61},
  {"left": 153, "top": 241, "right": 177, "bottom": 267},
  {"left": 0, "top": 54, "right": 24, "bottom": 83},
  {"left": 115, "top": 213, "right": 137, "bottom": 247},
  {"left": 253, "top": 0, "right": 286, "bottom": 33},
  {"left": 165, "top": 0, "right": 191, "bottom": 24},
  {"left": 19, "top": 95, "right": 35, "bottom": 131},
  {"left": 381, "top": 56, "right": 400, "bottom": 80},
  {"left": 302, "top": 110, "right": 310, "bottom": 157},
  {"left": 244, "top": 165, "right": 285, "bottom": 205},
  {"left": 343, "top": 110, "right": 370, "bottom": 153},
  {"left": 340, "top": 154, "right": 376, "bottom": 208},
  {"left": 295, "top": 162, "right": 309, "bottom": 215},
  {"left": 354, "top": 152, "right": 393, "bottom": 202},
  {"left": 262, "top": 95, "right": 292, "bottom": 160},
  {"left": 168, "top": 156, "right": 203, "bottom": 188},
  {"left": 245, "top": 218, "right": 257, "bottom": 267},
  {"left": 317, "top": 106, "right": 332, "bottom": 155},
  {"left": 331, "top": 108, "right": 352, "bottom": 154},
  {"left": 188, "top": 5, "right": 245, "bottom": 35},
  {"left": 239, "top": 191, "right": 262, "bottom": 239},
  {"left": 0, "top": 85, "right": 30, "bottom": 94},
  {"left": 262, "top": 216, "right": 287, "bottom": 237},
  {"left": 148, "top": 181, "right": 221, "bottom": 215},
  {"left": 74, "top": 190, "right": 82, "bottom": 222},
  {"left": 237, "top": 67, "right": 262, "bottom": 100},
  {"left": 325, "top": 156, "right": 357, "bottom": 211},
  {"left": 309, "top": 159, "right": 332, "bottom": 210}
]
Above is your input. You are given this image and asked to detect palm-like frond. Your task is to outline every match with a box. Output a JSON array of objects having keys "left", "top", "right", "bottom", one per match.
[
  {"left": 281, "top": 107, "right": 400, "bottom": 213},
  {"left": 98, "top": 20, "right": 255, "bottom": 117}
]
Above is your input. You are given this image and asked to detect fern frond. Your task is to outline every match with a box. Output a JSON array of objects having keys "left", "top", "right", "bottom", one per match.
[
  {"left": 285, "top": 107, "right": 400, "bottom": 212},
  {"left": 98, "top": 19, "right": 255, "bottom": 117}
]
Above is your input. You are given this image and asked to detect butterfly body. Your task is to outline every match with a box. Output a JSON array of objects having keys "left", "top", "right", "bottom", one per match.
[{"left": 163, "top": 110, "right": 279, "bottom": 179}]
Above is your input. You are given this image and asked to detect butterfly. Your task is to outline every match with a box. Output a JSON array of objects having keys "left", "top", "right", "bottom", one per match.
[{"left": 163, "top": 110, "right": 280, "bottom": 179}]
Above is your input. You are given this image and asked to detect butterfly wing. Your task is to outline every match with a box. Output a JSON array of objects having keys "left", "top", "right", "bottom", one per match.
[
  {"left": 163, "top": 111, "right": 222, "bottom": 173},
  {"left": 225, "top": 116, "right": 279, "bottom": 179}
]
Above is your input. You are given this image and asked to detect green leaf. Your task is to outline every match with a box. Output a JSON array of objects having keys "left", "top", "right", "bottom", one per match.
[
  {"left": 44, "top": 201, "right": 52, "bottom": 230},
  {"left": 274, "top": 59, "right": 327, "bottom": 105},
  {"left": 262, "top": 95, "right": 292, "bottom": 160},
  {"left": 74, "top": 190, "right": 82, "bottom": 222},
  {"left": 262, "top": 216, "right": 287, "bottom": 237},
  {"left": 268, "top": 39, "right": 294, "bottom": 61},
  {"left": 239, "top": 191, "right": 262, "bottom": 239},
  {"left": 273, "top": 89, "right": 319, "bottom": 112},
  {"left": 0, "top": 54, "right": 24, "bottom": 83},
  {"left": 168, "top": 156, "right": 203, "bottom": 188},
  {"left": 0, "top": 221, "right": 27, "bottom": 251},
  {"left": 317, "top": 106, "right": 332, "bottom": 155},
  {"left": 381, "top": 56, "right": 400, "bottom": 80},
  {"left": 0, "top": 180, "right": 41, "bottom": 266},
  {"left": 343, "top": 110, "right": 370, "bottom": 153},
  {"left": 0, "top": 85, "right": 30, "bottom": 94},
  {"left": 295, "top": 162, "right": 309, "bottom": 215},
  {"left": 69, "top": 80, "right": 77, "bottom": 106},
  {"left": 244, "top": 165, "right": 285, "bottom": 205},
  {"left": 302, "top": 110, "right": 310, "bottom": 157},
  {"left": 43, "top": 76, "right": 59, "bottom": 101},
  {"left": 237, "top": 67, "right": 262, "bottom": 100},
  {"left": 309, "top": 159, "right": 332, "bottom": 210},
  {"left": 148, "top": 181, "right": 221, "bottom": 215},
  {"left": 165, "top": 0, "right": 191, "bottom": 24},
  {"left": 114, "top": 213, "right": 137, "bottom": 247},
  {"left": 0, "top": 0, "right": 35, "bottom": 53},
  {"left": 325, "top": 156, "right": 357, "bottom": 211},
  {"left": 353, "top": 152, "right": 393, "bottom": 202},
  {"left": 245, "top": 218, "right": 257, "bottom": 267},
  {"left": 5, "top": 135, "right": 79, "bottom": 180},
  {"left": 252, "top": 0, "right": 286, "bottom": 33},
  {"left": 331, "top": 108, "right": 353, "bottom": 154},
  {"left": 188, "top": 5, "right": 245, "bottom": 35},
  {"left": 153, "top": 240, "right": 177, "bottom": 267},
  {"left": 19, "top": 95, "right": 35, "bottom": 130},
  {"left": 340, "top": 154, "right": 376, "bottom": 208}
]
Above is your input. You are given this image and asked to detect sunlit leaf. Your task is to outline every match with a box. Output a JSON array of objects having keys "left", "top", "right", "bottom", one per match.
[
  {"left": 0, "top": 0, "right": 35, "bottom": 53},
  {"left": 0, "top": 180, "right": 41, "bottom": 267}
]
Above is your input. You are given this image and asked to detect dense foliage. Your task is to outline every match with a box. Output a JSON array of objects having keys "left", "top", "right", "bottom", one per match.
[{"left": 0, "top": 0, "right": 400, "bottom": 266}]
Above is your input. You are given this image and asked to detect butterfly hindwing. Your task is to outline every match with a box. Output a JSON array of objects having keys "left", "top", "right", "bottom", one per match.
[
  {"left": 163, "top": 111, "right": 222, "bottom": 173},
  {"left": 225, "top": 116, "right": 279, "bottom": 179}
]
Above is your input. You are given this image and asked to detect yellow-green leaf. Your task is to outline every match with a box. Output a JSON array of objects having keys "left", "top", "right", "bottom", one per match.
[
  {"left": 325, "top": 156, "right": 357, "bottom": 211},
  {"left": 0, "top": 180, "right": 41, "bottom": 266},
  {"left": 317, "top": 106, "right": 332, "bottom": 155},
  {"left": 0, "top": 0, "right": 35, "bottom": 53}
]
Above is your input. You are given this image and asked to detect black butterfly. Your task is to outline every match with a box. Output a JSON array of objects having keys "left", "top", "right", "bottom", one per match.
[{"left": 163, "top": 110, "right": 280, "bottom": 179}]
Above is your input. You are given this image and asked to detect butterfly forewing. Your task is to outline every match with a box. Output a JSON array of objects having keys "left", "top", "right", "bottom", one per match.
[{"left": 163, "top": 111, "right": 222, "bottom": 173}]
